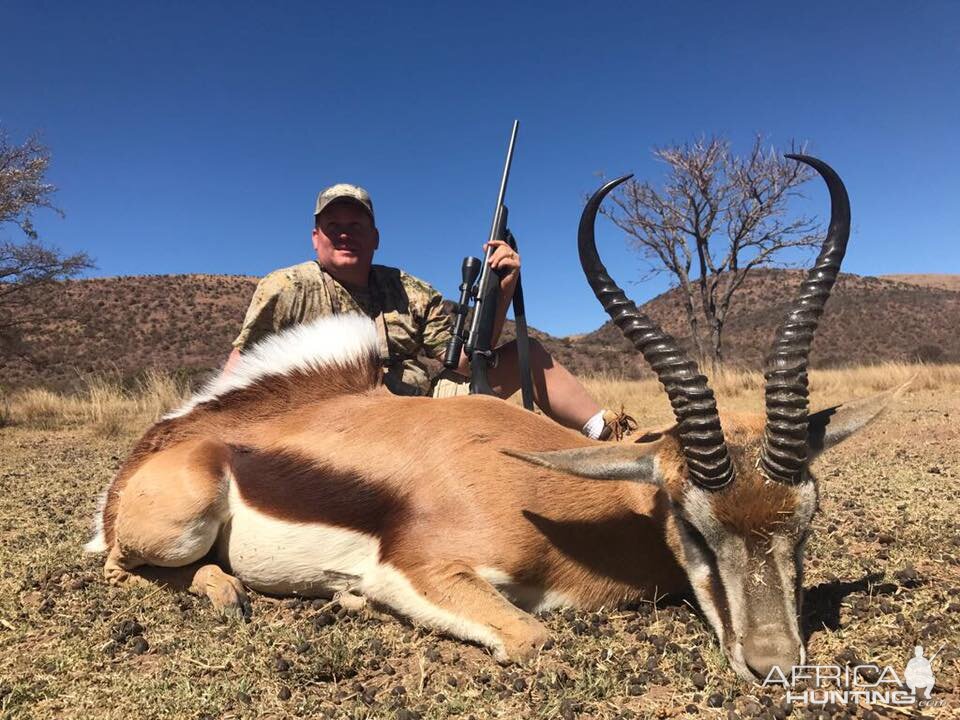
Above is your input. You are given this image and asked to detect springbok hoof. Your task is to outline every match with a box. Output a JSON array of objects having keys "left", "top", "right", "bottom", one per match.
[
  {"left": 333, "top": 590, "right": 367, "bottom": 613},
  {"left": 494, "top": 620, "right": 551, "bottom": 665}
]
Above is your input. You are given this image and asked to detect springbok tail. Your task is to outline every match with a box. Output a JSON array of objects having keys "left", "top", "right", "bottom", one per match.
[{"left": 83, "top": 487, "right": 109, "bottom": 553}]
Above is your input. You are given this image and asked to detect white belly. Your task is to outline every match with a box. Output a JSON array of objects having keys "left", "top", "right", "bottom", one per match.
[{"left": 218, "top": 481, "right": 381, "bottom": 597}]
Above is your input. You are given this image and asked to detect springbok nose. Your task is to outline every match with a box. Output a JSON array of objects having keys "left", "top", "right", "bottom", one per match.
[{"left": 743, "top": 632, "right": 800, "bottom": 681}]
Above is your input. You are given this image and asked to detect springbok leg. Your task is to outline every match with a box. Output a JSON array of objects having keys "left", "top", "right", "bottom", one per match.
[
  {"left": 104, "top": 438, "right": 249, "bottom": 615},
  {"left": 365, "top": 560, "right": 549, "bottom": 663}
]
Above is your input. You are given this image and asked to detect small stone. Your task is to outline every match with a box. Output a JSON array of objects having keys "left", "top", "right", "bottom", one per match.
[
  {"left": 111, "top": 619, "right": 144, "bottom": 643},
  {"left": 560, "top": 698, "right": 578, "bottom": 719},
  {"left": 312, "top": 612, "right": 335, "bottom": 628},
  {"left": 895, "top": 565, "right": 920, "bottom": 585}
]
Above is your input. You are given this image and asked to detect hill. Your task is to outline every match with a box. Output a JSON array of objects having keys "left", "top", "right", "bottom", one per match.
[
  {"left": 558, "top": 270, "right": 960, "bottom": 378},
  {"left": 2, "top": 270, "right": 958, "bottom": 389},
  {"left": 3, "top": 275, "right": 257, "bottom": 390},
  {"left": 881, "top": 274, "right": 960, "bottom": 292}
]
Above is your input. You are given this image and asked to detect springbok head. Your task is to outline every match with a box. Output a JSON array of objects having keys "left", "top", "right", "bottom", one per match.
[{"left": 516, "top": 156, "right": 898, "bottom": 680}]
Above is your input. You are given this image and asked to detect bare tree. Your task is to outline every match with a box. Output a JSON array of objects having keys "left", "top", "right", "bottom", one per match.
[
  {"left": 602, "top": 135, "right": 819, "bottom": 366},
  {"left": 0, "top": 128, "right": 92, "bottom": 357}
]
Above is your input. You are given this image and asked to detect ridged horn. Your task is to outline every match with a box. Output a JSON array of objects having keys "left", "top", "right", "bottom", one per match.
[
  {"left": 578, "top": 176, "right": 734, "bottom": 489},
  {"left": 760, "top": 155, "right": 851, "bottom": 484}
]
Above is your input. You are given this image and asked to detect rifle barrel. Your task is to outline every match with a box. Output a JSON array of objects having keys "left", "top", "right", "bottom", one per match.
[{"left": 486, "top": 120, "right": 519, "bottom": 249}]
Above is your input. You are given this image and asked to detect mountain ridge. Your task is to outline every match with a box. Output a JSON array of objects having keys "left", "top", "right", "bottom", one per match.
[{"left": 3, "top": 271, "right": 957, "bottom": 389}]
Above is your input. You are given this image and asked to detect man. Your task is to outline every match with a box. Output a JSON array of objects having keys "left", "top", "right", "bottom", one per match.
[{"left": 226, "top": 183, "right": 634, "bottom": 440}]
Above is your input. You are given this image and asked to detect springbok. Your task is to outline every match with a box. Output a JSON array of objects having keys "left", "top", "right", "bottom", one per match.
[{"left": 86, "top": 156, "right": 899, "bottom": 680}]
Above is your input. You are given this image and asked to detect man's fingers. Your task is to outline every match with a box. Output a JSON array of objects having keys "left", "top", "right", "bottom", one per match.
[{"left": 486, "top": 243, "right": 519, "bottom": 269}]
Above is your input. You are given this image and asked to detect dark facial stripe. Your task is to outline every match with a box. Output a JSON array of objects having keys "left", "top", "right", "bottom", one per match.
[{"left": 680, "top": 516, "right": 733, "bottom": 636}]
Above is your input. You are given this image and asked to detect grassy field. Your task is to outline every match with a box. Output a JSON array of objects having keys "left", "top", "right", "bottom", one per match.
[{"left": 1, "top": 364, "right": 958, "bottom": 719}]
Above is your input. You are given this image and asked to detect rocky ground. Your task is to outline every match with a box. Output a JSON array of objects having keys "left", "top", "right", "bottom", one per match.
[{"left": 0, "top": 380, "right": 957, "bottom": 719}]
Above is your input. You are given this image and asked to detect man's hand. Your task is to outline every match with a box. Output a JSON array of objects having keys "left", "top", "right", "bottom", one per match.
[{"left": 484, "top": 239, "right": 520, "bottom": 296}]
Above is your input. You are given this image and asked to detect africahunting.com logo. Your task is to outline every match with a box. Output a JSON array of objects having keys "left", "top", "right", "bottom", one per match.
[{"left": 761, "top": 645, "right": 945, "bottom": 709}]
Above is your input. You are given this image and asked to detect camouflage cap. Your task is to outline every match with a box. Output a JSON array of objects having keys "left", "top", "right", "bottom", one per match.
[{"left": 315, "top": 183, "right": 375, "bottom": 222}]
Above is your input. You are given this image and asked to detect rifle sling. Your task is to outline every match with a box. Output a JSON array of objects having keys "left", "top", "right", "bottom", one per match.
[{"left": 506, "top": 232, "right": 535, "bottom": 411}]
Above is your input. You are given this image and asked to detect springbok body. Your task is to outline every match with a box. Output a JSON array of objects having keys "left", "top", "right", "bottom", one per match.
[{"left": 87, "top": 157, "right": 898, "bottom": 680}]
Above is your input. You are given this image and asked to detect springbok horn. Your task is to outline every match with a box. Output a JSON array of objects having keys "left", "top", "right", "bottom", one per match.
[
  {"left": 760, "top": 155, "right": 851, "bottom": 484},
  {"left": 578, "top": 176, "right": 734, "bottom": 489}
]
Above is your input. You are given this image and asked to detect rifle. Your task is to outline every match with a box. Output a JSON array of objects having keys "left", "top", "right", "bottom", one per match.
[{"left": 444, "top": 120, "right": 534, "bottom": 410}]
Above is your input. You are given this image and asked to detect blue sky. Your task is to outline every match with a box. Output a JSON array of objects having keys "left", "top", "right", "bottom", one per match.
[{"left": 3, "top": 1, "right": 958, "bottom": 336}]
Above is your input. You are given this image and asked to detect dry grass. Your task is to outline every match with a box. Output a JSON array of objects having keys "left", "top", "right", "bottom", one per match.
[
  {"left": 3, "top": 370, "right": 190, "bottom": 436},
  {"left": 580, "top": 362, "right": 960, "bottom": 427},
  {"left": 1, "top": 363, "right": 958, "bottom": 718}
]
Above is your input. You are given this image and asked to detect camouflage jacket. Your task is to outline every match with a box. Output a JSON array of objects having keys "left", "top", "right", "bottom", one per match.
[{"left": 233, "top": 261, "right": 452, "bottom": 395}]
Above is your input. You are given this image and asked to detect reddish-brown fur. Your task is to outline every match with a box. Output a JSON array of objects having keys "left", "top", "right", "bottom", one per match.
[{"left": 100, "top": 355, "right": 380, "bottom": 548}]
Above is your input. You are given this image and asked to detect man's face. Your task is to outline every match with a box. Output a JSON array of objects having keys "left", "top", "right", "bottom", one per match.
[{"left": 312, "top": 201, "right": 379, "bottom": 279}]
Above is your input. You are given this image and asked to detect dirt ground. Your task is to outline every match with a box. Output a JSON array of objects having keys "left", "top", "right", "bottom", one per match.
[{"left": 1, "top": 380, "right": 958, "bottom": 719}]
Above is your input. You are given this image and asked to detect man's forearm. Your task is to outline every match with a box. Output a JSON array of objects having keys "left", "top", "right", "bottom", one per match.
[{"left": 223, "top": 347, "right": 243, "bottom": 375}]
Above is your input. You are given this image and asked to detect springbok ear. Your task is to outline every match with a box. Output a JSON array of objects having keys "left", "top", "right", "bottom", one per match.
[
  {"left": 502, "top": 444, "right": 662, "bottom": 485},
  {"left": 808, "top": 380, "right": 911, "bottom": 457}
]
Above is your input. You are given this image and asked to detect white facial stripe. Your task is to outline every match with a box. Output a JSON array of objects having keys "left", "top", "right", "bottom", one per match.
[
  {"left": 771, "top": 533, "right": 803, "bottom": 650},
  {"left": 714, "top": 535, "right": 750, "bottom": 643},
  {"left": 166, "top": 313, "right": 379, "bottom": 420}
]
